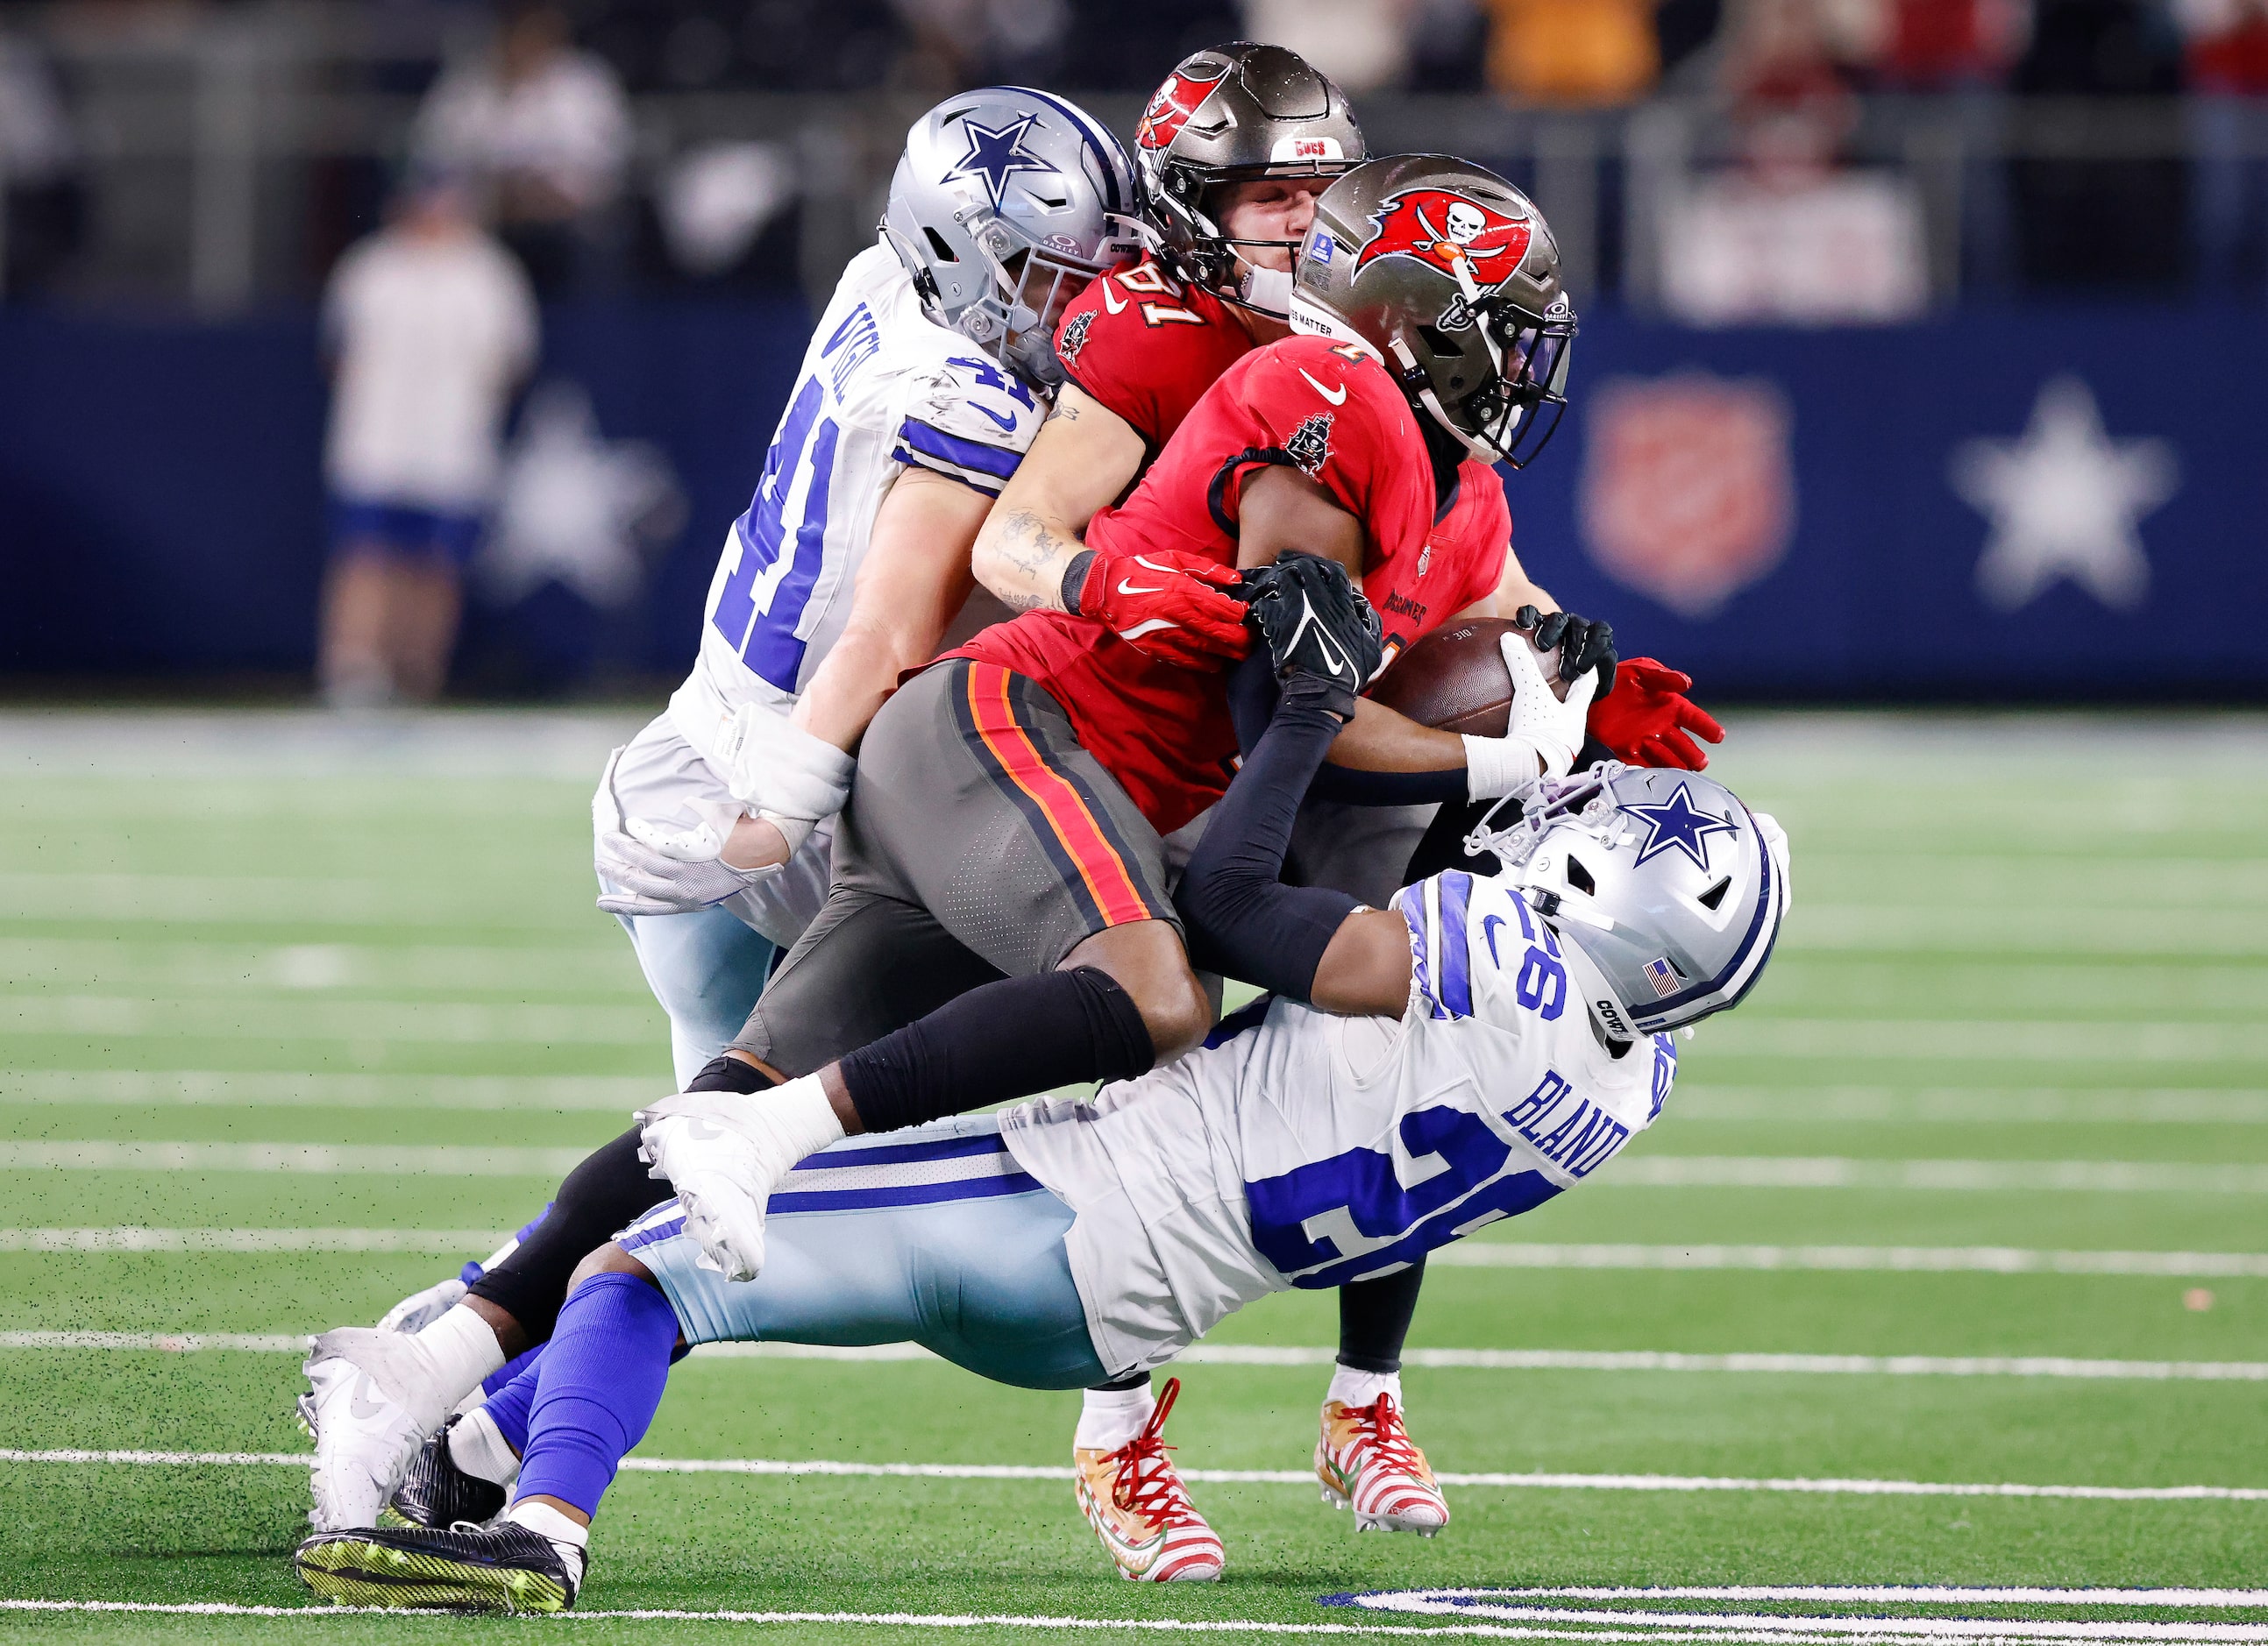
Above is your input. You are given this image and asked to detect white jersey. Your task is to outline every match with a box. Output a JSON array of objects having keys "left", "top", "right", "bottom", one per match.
[
  {"left": 665, "top": 242, "right": 1049, "bottom": 762},
  {"left": 1001, "top": 866, "right": 1678, "bottom": 1379},
  {"left": 605, "top": 243, "right": 1047, "bottom": 945}
]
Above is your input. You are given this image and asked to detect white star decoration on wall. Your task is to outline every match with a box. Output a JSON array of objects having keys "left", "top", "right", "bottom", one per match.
[{"left": 1950, "top": 375, "right": 2179, "bottom": 614}]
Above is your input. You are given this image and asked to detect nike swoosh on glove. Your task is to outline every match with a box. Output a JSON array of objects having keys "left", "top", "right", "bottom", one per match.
[
  {"left": 1585, "top": 657, "right": 1725, "bottom": 771},
  {"left": 1240, "top": 551, "right": 1383, "bottom": 713},
  {"left": 1075, "top": 547, "right": 1251, "bottom": 669},
  {"left": 596, "top": 818, "right": 777, "bottom": 918}
]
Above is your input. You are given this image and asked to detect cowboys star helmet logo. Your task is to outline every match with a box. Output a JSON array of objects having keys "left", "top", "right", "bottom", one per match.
[
  {"left": 1354, "top": 189, "right": 1533, "bottom": 280},
  {"left": 1137, "top": 64, "right": 1232, "bottom": 150},
  {"left": 1618, "top": 782, "right": 1742, "bottom": 871},
  {"left": 1284, "top": 413, "right": 1333, "bottom": 478},
  {"left": 1056, "top": 309, "right": 1096, "bottom": 367},
  {"left": 947, "top": 114, "right": 1057, "bottom": 209}
]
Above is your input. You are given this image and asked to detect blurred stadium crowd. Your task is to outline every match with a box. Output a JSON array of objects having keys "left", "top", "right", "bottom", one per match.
[{"left": 2, "top": 0, "right": 2265, "bottom": 309}]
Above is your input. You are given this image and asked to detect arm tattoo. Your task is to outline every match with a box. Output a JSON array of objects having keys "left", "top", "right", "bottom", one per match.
[{"left": 995, "top": 509, "right": 1064, "bottom": 578}]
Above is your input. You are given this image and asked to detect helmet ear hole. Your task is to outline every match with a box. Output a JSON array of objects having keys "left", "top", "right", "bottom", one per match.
[
  {"left": 922, "top": 227, "right": 960, "bottom": 265},
  {"left": 1564, "top": 855, "right": 1596, "bottom": 896},
  {"left": 1697, "top": 876, "right": 1731, "bottom": 911}
]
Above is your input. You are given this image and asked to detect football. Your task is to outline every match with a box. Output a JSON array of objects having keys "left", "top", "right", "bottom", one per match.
[{"left": 1367, "top": 616, "right": 1566, "bottom": 737}]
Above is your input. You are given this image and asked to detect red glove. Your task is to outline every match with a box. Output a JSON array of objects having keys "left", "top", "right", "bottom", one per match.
[
  {"left": 1072, "top": 547, "right": 1252, "bottom": 668},
  {"left": 1586, "top": 657, "right": 1724, "bottom": 770}
]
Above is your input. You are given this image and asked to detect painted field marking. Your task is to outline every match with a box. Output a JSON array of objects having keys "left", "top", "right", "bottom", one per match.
[
  {"left": 9, "top": 1146, "right": 2264, "bottom": 1194},
  {"left": 1607, "top": 1159, "right": 2268, "bottom": 1194},
  {"left": 1402, "top": 1593, "right": 2268, "bottom": 1608},
  {"left": 0, "top": 1142, "right": 591, "bottom": 1174},
  {"left": 0, "top": 1071, "right": 655, "bottom": 1110},
  {"left": 0, "top": 996, "right": 658, "bottom": 1046},
  {"left": 1428, "top": 1245, "right": 2268, "bottom": 1278},
  {"left": 8, "top": 1333, "right": 2268, "bottom": 1382},
  {"left": 0, "top": 1228, "right": 508, "bottom": 1253},
  {"left": 1673, "top": 1089, "right": 2268, "bottom": 1126},
  {"left": 5, "top": 1449, "right": 2264, "bottom": 1503},
  {"left": 1325, "top": 1593, "right": 2268, "bottom": 1642},
  {"left": 11, "top": 1228, "right": 2262, "bottom": 1277},
  {"left": 8, "top": 1596, "right": 2268, "bottom": 1642},
  {"left": 1702, "top": 1021, "right": 2268, "bottom": 1064}
]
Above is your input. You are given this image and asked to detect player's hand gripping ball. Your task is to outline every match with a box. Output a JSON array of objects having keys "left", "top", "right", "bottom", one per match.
[
  {"left": 1073, "top": 545, "right": 1252, "bottom": 668},
  {"left": 1239, "top": 552, "right": 1384, "bottom": 711},
  {"left": 1369, "top": 615, "right": 1568, "bottom": 734},
  {"left": 1514, "top": 604, "right": 1617, "bottom": 699}
]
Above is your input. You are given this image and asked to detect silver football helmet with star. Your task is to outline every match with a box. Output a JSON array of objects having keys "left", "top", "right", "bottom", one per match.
[
  {"left": 883, "top": 88, "right": 1145, "bottom": 388},
  {"left": 1470, "top": 764, "right": 1791, "bottom": 1036}
]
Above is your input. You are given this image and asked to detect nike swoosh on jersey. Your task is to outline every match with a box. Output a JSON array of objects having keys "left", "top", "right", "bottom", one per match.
[
  {"left": 1298, "top": 368, "right": 1348, "bottom": 406},
  {"left": 1482, "top": 913, "right": 1508, "bottom": 968},
  {"left": 1100, "top": 280, "right": 1127, "bottom": 315},
  {"left": 970, "top": 402, "right": 1018, "bottom": 433}
]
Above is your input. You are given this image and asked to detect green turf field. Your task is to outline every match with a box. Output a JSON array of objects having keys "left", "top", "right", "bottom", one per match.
[{"left": 3, "top": 708, "right": 2265, "bottom": 1643}]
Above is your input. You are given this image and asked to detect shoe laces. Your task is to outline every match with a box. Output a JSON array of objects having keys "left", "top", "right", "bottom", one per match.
[
  {"left": 1106, "top": 1377, "right": 1205, "bottom": 1529},
  {"left": 1346, "top": 1393, "right": 1427, "bottom": 1478}
]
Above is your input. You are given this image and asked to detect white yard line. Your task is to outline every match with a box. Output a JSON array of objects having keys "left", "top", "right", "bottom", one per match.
[
  {"left": 1428, "top": 1245, "right": 2268, "bottom": 1278},
  {"left": 1439, "top": 1594, "right": 2268, "bottom": 1609},
  {"left": 1699, "top": 1022, "right": 2268, "bottom": 1065},
  {"left": 9, "top": 1228, "right": 2258, "bottom": 1277},
  {"left": 1672, "top": 1089, "right": 2268, "bottom": 1126},
  {"left": 0, "top": 1142, "right": 591, "bottom": 1174},
  {"left": 4, "top": 1450, "right": 2266, "bottom": 1504},
  {"left": 0, "top": 1071, "right": 654, "bottom": 1110},
  {"left": 0, "top": 995, "right": 658, "bottom": 1045},
  {"left": 0, "top": 1228, "right": 506, "bottom": 1252},
  {"left": 7, "top": 1332, "right": 2267, "bottom": 1381},
  {"left": 1606, "top": 1159, "right": 2268, "bottom": 1193},
  {"left": 7, "top": 1145, "right": 2260, "bottom": 1193}
]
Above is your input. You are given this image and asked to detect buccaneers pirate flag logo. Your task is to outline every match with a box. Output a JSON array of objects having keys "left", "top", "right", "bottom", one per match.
[
  {"left": 1355, "top": 189, "right": 1532, "bottom": 280},
  {"left": 1137, "top": 65, "right": 1231, "bottom": 150}
]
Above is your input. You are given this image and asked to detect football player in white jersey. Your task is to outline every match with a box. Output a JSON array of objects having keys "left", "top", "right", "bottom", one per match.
[
  {"left": 295, "top": 560, "right": 1790, "bottom": 1610},
  {"left": 358, "top": 87, "right": 1141, "bottom": 1344}
]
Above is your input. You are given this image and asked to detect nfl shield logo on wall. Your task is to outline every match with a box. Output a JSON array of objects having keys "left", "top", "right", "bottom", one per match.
[{"left": 1579, "top": 372, "right": 1795, "bottom": 620}]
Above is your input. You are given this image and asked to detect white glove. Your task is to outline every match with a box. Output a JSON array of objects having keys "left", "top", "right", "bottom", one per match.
[
  {"left": 375, "top": 1275, "right": 466, "bottom": 1334},
  {"left": 711, "top": 705, "right": 856, "bottom": 854},
  {"left": 596, "top": 816, "right": 778, "bottom": 918},
  {"left": 1461, "top": 633, "right": 1601, "bottom": 799},
  {"left": 634, "top": 1081, "right": 844, "bottom": 1282}
]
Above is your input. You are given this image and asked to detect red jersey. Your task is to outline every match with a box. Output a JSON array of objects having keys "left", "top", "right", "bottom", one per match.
[
  {"left": 1053, "top": 258, "right": 1255, "bottom": 454},
  {"left": 956, "top": 333, "right": 1511, "bottom": 834}
]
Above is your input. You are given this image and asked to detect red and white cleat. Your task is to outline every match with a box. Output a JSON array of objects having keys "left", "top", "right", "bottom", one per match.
[
  {"left": 1072, "top": 1377, "right": 1224, "bottom": 1582},
  {"left": 1316, "top": 1392, "right": 1449, "bottom": 1535}
]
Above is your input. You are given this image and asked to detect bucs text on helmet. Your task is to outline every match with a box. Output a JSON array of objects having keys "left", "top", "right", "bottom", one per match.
[
  {"left": 1135, "top": 42, "right": 1365, "bottom": 322},
  {"left": 1469, "top": 764, "right": 1791, "bottom": 1038},
  {"left": 884, "top": 88, "right": 1145, "bottom": 388},
  {"left": 1289, "top": 154, "right": 1576, "bottom": 469}
]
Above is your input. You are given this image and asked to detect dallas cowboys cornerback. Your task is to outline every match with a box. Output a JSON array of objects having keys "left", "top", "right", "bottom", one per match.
[{"left": 338, "top": 87, "right": 1141, "bottom": 1435}]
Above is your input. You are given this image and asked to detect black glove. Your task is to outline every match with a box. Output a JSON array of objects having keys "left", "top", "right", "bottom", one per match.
[
  {"left": 1517, "top": 604, "right": 1617, "bottom": 699},
  {"left": 1240, "top": 553, "right": 1384, "bottom": 713}
]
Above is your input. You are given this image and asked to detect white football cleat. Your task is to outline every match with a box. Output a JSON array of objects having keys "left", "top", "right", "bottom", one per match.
[
  {"left": 1072, "top": 1378, "right": 1224, "bottom": 1582},
  {"left": 1316, "top": 1392, "right": 1449, "bottom": 1535},
  {"left": 300, "top": 1328, "right": 456, "bottom": 1531}
]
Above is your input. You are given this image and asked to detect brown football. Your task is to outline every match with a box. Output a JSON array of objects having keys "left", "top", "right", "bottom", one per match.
[{"left": 1368, "top": 617, "right": 1565, "bottom": 738}]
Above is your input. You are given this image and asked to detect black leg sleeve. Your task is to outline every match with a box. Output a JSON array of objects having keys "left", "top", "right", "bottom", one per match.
[
  {"left": 466, "top": 1128, "right": 672, "bottom": 1344},
  {"left": 835, "top": 965, "right": 1155, "bottom": 1137},
  {"left": 1335, "top": 1257, "right": 1427, "bottom": 1374}
]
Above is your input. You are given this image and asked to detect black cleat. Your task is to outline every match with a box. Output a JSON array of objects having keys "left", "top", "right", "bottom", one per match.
[
  {"left": 294, "top": 1520, "right": 582, "bottom": 1614},
  {"left": 382, "top": 1417, "right": 508, "bottom": 1529}
]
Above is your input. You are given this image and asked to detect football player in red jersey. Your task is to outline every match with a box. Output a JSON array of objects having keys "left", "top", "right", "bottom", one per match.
[{"left": 601, "top": 155, "right": 1609, "bottom": 1578}]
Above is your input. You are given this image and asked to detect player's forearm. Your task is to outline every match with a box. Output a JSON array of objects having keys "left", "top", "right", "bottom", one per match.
[
  {"left": 1327, "top": 699, "right": 1468, "bottom": 772},
  {"left": 971, "top": 506, "right": 1084, "bottom": 615},
  {"left": 788, "top": 607, "right": 956, "bottom": 754}
]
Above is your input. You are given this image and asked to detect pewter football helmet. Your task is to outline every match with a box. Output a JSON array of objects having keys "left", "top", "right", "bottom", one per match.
[
  {"left": 1134, "top": 42, "right": 1365, "bottom": 318},
  {"left": 883, "top": 88, "right": 1145, "bottom": 388},
  {"left": 1290, "top": 154, "right": 1575, "bottom": 468},
  {"left": 1471, "top": 764, "right": 1790, "bottom": 1036}
]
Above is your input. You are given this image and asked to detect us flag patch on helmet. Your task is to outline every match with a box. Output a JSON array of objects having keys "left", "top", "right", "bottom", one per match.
[
  {"left": 1285, "top": 413, "right": 1333, "bottom": 477},
  {"left": 1644, "top": 957, "right": 1681, "bottom": 998}
]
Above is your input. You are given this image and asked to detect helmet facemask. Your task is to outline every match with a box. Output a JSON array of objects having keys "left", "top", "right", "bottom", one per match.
[
  {"left": 1395, "top": 259, "right": 1575, "bottom": 470},
  {"left": 945, "top": 208, "right": 1148, "bottom": 388}
]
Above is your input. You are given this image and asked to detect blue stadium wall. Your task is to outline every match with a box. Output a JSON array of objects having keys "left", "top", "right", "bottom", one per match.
[{"left": 1, "top": 302, "right": 2260, "bottom": 698}]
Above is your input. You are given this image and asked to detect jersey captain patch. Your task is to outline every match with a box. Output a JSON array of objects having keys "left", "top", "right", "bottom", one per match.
[{"left": 1285, "top": 413, "right": 1333, "bottom": 478}]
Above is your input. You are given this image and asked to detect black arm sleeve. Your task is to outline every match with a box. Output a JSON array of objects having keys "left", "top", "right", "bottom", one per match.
[
  {"left": 1227, "top": 653, "right": 1468, "bottom": 806},
  {"left": 1179, "top": 671, "right": 1365, "bottom": 1002}
]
